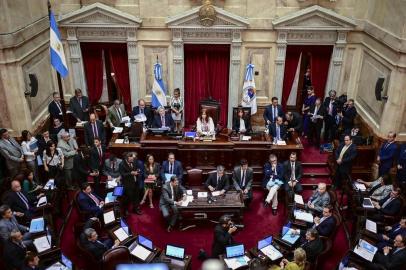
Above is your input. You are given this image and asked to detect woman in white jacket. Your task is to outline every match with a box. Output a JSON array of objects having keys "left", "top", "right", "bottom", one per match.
[
  {"left": 21, "top": 130, "right": 38, "bottom": 175},
  {"left": 196, "top": 109, "right": 215, "bottom": 136}
]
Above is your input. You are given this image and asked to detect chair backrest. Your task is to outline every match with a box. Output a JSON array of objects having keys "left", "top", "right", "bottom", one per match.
[
  {"left": 328, "top": 190, "right": 337, "bottom": 207},
  {"left": 74, "top": 190, "right": 91, "bottom": 221},
  {"left": 187, "top": 168, "right": 203, "bottom": 187},
  {"left": 101, "top": 246, "right": 131, "bottom": 270},
  {"left": 76, "top": 238, "right": 100, "bottom": 269},
  {"left": 199, "top": 98, "right": 221, "bottom": 126},
  {"left": 314, "top": 237, "right": 332, "bottom": 269}
]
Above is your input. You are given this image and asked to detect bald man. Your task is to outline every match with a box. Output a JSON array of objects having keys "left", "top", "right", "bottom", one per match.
[{"left": 306, "top": 183, "right": 330, "bottom": 214}]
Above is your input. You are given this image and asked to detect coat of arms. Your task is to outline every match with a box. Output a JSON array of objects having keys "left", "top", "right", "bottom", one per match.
[{"left": 199, "top": 0, "right": 216, "bottom": 27}]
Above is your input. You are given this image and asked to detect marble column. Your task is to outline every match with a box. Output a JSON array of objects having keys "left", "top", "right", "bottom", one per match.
[
  {"left": 274, "top": 32, "right": 287, "bottom": 101},
  {"left": 228, "top": 30, "right": 242, "bottom": 127},
  {"left": 66, "top": 28, "right": 87, "bottom": 95},
  {"left": 325, "top": 31, "right": 347, "bottom": 95},
  {"left": 127, "top": 29, "right": 139, "bottom": 108}
]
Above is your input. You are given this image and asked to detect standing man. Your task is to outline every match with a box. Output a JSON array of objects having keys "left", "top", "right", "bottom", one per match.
[
  {"left": 377, "top": 132, "right": 398, "bottom": 177},
  {"left": 205, "top": 165, "right": 229, "bottom": 194},
  {"left": 211, "top": 215, "right": 237, "bottom": 258},
  {"left": 107, "top": 99, "right": 127, "bottom": 128},
  {"left": 69, "top": 88, "right": 90, "bottom": 122},
  {"left": 308, "top": 98, "right": 325, "bottom": 147},
  {"left": 132, "top": 98, "right": 153, "bottom": 127},
  {"left": 160, "top": 152, "right": 183, "bottom": 184},
  {"left": 159, "top": 176, "right": 186, "bottom": 232},
  {"left": 285, "top": 111, "right": 303, "bottom": 136},
  {"left": 232, "top": 159, "right": 253, "bottom": 207},
  {"left": 341, "top": 99, "right": 357, "bottom": 134},
  {"left": 323, "top": 90, "right": 338, "bottom": 143},
  {"left": 0, "top": 128, "right": 24, "bottom": 177},
  {"left": 84, "top": 113, "right": 105, "bottom": 147},
  {"left": 89, "top": 137, "right": 106, "bottom": 195},
  {"left": 48, "top": 91, "right": 64, "bottom": 122},
  {"left": 283, "top": 152, "right": 303, "bottom": 198},
  {"left": 57, "top": 132, "right": 78, "bottom": 189},
  {"left": 263, "top": 97, "right": 284, "bottom": 125},
  {"left": 397, "top": 143, "right": 406, "bottom": 185},
  {"left": 333, "top": 135, "right": 357, "bottom": 189},
  {"left": 119, "top": 152, "right": 144, "bottom": 215},
  {"left": 263, "top": 154, "right": 284, "bottom": 215}
]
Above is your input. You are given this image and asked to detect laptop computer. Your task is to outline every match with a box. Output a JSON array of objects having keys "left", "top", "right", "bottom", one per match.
[
  {"left": 29, "top": 217, "right": 45, "bottom": 233},
  {"left": 129, "top": 235, "right": 153, "bottom": 261},
  {"left": 226, "top": 244, "right": 245, "bottom": 259},
  {"left": 121, "top": 218, "right": 131, "bottom": 236},
  {"left": 138, "top": 235, "right": 153, "bottom": 250},
  {"left": 281, "top": 225, "right": 300, "bottom": 245},
  {"left": 258, "top": 236, "right": 283, "bottom": 261},
  {"left": 165, "top": 244, "right": 185, "bottom": 261},
  {"left": 113, "top": 186, "right": 124, "bottom": 197},
  {"left": 61, "top": 253, "right": 73, "bottom": 270}
]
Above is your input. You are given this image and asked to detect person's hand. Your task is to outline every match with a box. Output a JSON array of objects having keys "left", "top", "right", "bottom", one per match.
[
  {"left": 266, "top": 120, "right": 270, "bottom": 124},
  {"left": 20, "top": 156, "right": 24, "bottom": 162},
  {"left": 383, "top": 246, "right": 391, "bottom": 255},
  {"left": 243, "top": 189, "right": 248, "bottom": 194},
  {"left": 384, "top": 226, "right": 391, "bottom": 231},
  {"left": 337, "top": 159, "right": 342, "bottom": 165},
  {"left": 382, "top": 235, "right": 390, "bottom": 241},
  {"left": 208, "top": 186, "right": 215, "bottom": 192},
  {"left": 100, "top": 201, "right": 105, "bottom": 207},
  {"left": 15, "top": 212, "right": 24, "bottom": 217},
  {"left": 228, "top": 226, "right": 237, "bottom": 234},
  {"left": 282, "top": 258, "right": 289, "bottom": 264},
  {"left": 220, "top": 190, "right": 225, "bottom": 195},
  {"left": 131, "top": 170, "right": 139, "bottom": 176},
  {"left": 309, "top": 203, "right": 315, "bottom": 209},
  {"left": 113, "top": 239, "right": 120, "bottom": 247},
  {"left": 398, "top": 164, "right": 402, "bottom": 169},
  {"left": 44, "top": 166, "right": 49, "bottom": 172},
  {"left": 280, "top": 260, "right": 285, "bottom": 268},
  {"left": 107, "top": 175, "right": 112, "bottom": 181},
  {"left": 377, "top": 156, "right": 380, "bottom": 162}
]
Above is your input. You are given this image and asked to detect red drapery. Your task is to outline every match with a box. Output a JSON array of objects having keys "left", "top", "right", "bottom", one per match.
[
  {"left": 281, "top": 45, "right": 333, "bottom": 109},
  {"left": 184, "top": 44, "right": 230, "bottom": 127},
  {"left": 81, "top": 43, "right": 104, "bottom": 106}
]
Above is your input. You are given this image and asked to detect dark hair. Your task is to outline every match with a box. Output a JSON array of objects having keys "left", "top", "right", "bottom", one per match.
[
  {"left": 199, "top": 108, "right": 209, "bottom": 122},
  {"left": 109, "top": 154, "right": 116, "bottom": 161},
  {"left": 24, "top": 251, "right": 38, "bottom": 265},
  {"left": 52, "top": 92, "right": 59, "bottom": 97},
  {"left": 271, "top": 97, "right": 278, "bottom": 102},
  {"left": 45, "top": 140, "right": 56, "bottom": 157},
  {"left": 324, "top": 205, "right": 333, "bottom": 213},
  {"left": 24, "top": 169, "right": 34, "bottom": 182},
  {"left": 81, "top": 182, "right": 91, "bottom": 191},
  {"left": 219, "top": 215, "right": 231, "bottom": 225},
  {"left": 93, "top": 137, "right": 101, "bottom": 142},
  {"left": 146, "top": 154, "right": 155, "bottom": 165},
  {"left": 240, "top": 159, "right": 248, "bottom": 166},
  {"left": 307, "top": 228, "right": 319, "bottom": 238},
  {"left": 21, "top": 130, "right": 31, "bottom": 142},
  {"left": 0, "top": 205, "right": 11, "bottom": 216},
  {"left": 0, "top": 128, "right": 7, "bottom": 137},
  {"left": 173, "top": 88, "right": 180, "bottom": 94},
  {"left": 381, "top": 174, "right": 392, "bottom": 185},
  {"left": 75, "top": 88, "right": 82, "bottom": 95},
  {"left": 290, "top": 152, "right": 297, "bottom": 157},
  {"left": 168, "top": 152, "right": 175, "bottom": 158},
  {"left": 170, "top": 176, "right": 177, "bottom": 182}
]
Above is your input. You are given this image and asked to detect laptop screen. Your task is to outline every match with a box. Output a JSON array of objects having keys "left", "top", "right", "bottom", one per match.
[
  {"left": 138, "top": 235, "right": 153, "bottom": 250},
  {"left": 166, "top": 245, "right": 185, "bottom": 260},
  {"left": 61, "top": 253, "right": 73, "bottom": 269},
  {"left": 120, "top": 218, "right": 131, "bottom": 235},
  {"left": 113, "top": 186, "right": 124, "bottom": 196},
  {"left": 258, "top": 236, "right": 273, "bottom": 250},
  {"left": 226, "top": 244, "right": 244, "bottom": 258}
]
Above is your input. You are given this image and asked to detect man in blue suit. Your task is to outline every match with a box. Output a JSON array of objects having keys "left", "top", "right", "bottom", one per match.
[
  {"left": 371, "top": 187, "right": 402, "bottom": 221},
  {"left": 263, "top": 154, "right": 284, "bottom": 215},
  {"left": 152, "top": 106, "right": 174, "bottom": 131},
  {"left": 77, "top": 182, "right": 104, "bottom": 218},
  {"left": 313, "top": 206, "right": 336, "bottom": 237},
  {"left": 376, "top": 218, "right": 406, "bottom": 250},
  {"left": 397, "top": 143, "right": 406, "bottom": 183},
  {"left": 377, "top": 132, "right": 398, "bottom": 176},
  {"left": 263, "top": 97, "right": 284, "bottom": 125},
  {"left": 160, "top": 152, "right": 183, "bottom": 184},
  {"left": 269, "top": 116, "right": 287, "bottom": 141},
  {"left": 333, "top": 135, "right": 357, "bottom": 188}
]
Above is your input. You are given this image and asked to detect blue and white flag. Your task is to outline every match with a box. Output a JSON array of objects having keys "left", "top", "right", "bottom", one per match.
[
  {"left": 241, "top": 63, "right": 257, "bottom": 115},
  {"left": 151, "top": 62, "right": 167, "bottom": 108},
  {"left": 49, "top": 11, "right": 68, "bottom": 78}
]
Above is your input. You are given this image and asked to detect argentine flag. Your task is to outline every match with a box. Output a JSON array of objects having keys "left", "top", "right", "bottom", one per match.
[
  {"left": 151, "top": 62, "right": 167, "bottom": 108},
  {"left": 241, "top": 63, "right": 257, "bottom": 115},
  {"left": 49, "top": 11, "right": 68, "bottom": 77}
]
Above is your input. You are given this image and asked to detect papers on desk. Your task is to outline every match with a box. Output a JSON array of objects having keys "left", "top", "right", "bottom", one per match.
[
  {"left": 354, "top": 182, "right": 366, "bottom": 191},
  {"left": 107, "top": 179, "right": 119, "bottom": 189},
  {"left": 224, "top": 256, "right": 249, "bottom": 270},
  {"left": 260, "top": 245, "right": 283, "bottom": 261},
  {"left": 281, "top": 228, "right": 300, "bottom": 244},
  {"left": 121, "top": 116, "right": 131, "bottom": 123},
  {"left": 180, "top": 196, "right": 194, "bottom": 207},
  {"left": 186, "top": 190, "right": 193, "bottom": 196},
  {"left": 46, "top": 262, "right": 69, "bottom": 270},
  {"left": 362, "top": 198, "right": 374, "bottom": 209},
  {"left": 365, "top": 219, "right": 377, "bottom": 233},
  {"left": 294, "top": 194, "right": 304, "bottom": 205},
  {"left": 105, "top": 192, "right": 116, "bottom": 204},
  {"left": 115, "top": 139, "right": 125, "bottom": 144},
  {"left": 75, "top": 121, "right": 86, "bottom": 127},
  {"left": 30, "top": 217, "right": 45, "bottom": 233},
  {"left": 103, "top": 210, "right": 116, "bottom": 225},
  {"left": 68, "top": 128, "right": 76, "bottom": 138},
  {"left": 29, "top": 139, "right": 38, "bottom": 151},
  {"left": 125, "top": 122, "right": 132, "bottom": 127},
  {"left": 113, "top": 127, "right": 123, "bottom": 133},
  {"left": 37, "top": 196, "right": 47, "bottom": 207},
  {"left": 353, "top": 239, "right": 377, "bottom": 262},
  {"left": 33, "top": 235, "right": 51, "bottom": 253},
  {"left": 130, "top": 244, "right": 152, "bottom": 261},
  {"left": 276, "top": 140, "right": 287, "bottom": 145},
  {"left": 294, "top": 210, "right": 314, "bottom": 223},
  {"left": 197, "top": 192, "right": 208, "bottom": 198},
  {"left": 211, "top": 191, "right": 221, "bottom": 197},
  {"left": 44, "top": 179, "right": 55, "bottom": 190},
  {"left": 114, "top": 227, "right": 129, "bottom": 242},
  {"left": 241, "top": 136, "right": 251, "bottom": 141}
]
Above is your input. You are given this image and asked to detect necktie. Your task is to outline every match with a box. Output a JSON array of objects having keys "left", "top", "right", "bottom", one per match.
[
  {"left": 17, "top": 192, "right": 29, "bottom": 210},
  {"left": 88, "top": 193, "right": 100, "bottom": 205},
  {"left": 273, "top": 106, "right": 276, "bottom": 122},
  {"left": 242, "top": 170, "right": 246, "bottom": 187},
  {"left": 111, "top": 161, "right": 115, "bottom": 171},
  {"left": 79, "top": 97, "right": 82, "bottom": 108},
  {"left": 116, "top": 108, "right": 122, "bottom": 120},
  {"left": 217, "top": 176, "right": 220, "bottom": 187},
  {"left": 382, "top": 197, "right": 394, "bottom": 208},
  {"left": 329, "top": 101, "right": 333, "bottom": 115},
  {"left": 140, "top": 108, "right": 144, "bottom": 114},
  {"left": 161, "top": 116, "right": 165, "bottom": 127},
  {"left": 276, "top": 125, "right": 280, "bottom": 140},
  {"left": 170, "top": 163, "right": 173, "bottom": 174},
  {"left": 56, "top": 102, "right": 62, "bottom": 114},
  {"left": 97, "top": 147, "right": 102, "bottom": 164},
  {"left": 384, "top": 142, "right": 391, "bottom": 150},
  {"left": 92, "top": 123, "right": 98, "bottom": 137},
  {"left": 291, "top": 162, "right": 295, "bottom": 180},
  {"left": 171, "top": 185, "right": 174, "bottom": 200}
]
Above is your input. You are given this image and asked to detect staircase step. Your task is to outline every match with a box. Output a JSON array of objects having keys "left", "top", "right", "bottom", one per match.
[
  {"left": 303, "top": 172, "right": 330, "bottom": 177},
  {"left": 302, "top": 162, "right": 328, "bottom": 166},
  {"left": 301, "top": 177, "right": 332, "bottom": 186}
]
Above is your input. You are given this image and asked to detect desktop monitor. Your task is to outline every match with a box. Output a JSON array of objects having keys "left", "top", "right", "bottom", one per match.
[
  {"left": 120, "top": 218, "right": 131, "bottom": 236},
  {"left": 226, "top": 244, "right": 245, "bottom": 259},
  {"left": 258, "top": 236, "right": 273, "bottom": 250},
  {"left": 138, "top": 234, "right": 153, "bottom": 250},
  {"left": 165, "top": 244, "right": 185, "bottom": 260}
]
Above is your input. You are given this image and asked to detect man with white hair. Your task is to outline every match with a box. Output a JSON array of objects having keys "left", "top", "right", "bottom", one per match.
[
  {"left": 152, "top": 106, "right": 174, "bottom": 131},
  {"left": 57, "top": 131, "right": 78, "bottom": 189},
  {"left": 306, "top": 182, "right": 330, "bottom": 214}
]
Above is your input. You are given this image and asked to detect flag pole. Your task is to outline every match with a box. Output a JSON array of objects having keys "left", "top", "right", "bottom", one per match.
[{"left": 48, "top": 0, "right": 67, "bottom": 125}]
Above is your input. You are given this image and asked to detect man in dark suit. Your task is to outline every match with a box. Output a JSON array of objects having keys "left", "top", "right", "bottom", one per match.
[
  {"left": 48, "top": 91, "right": 64, "bottom": 122},
  {"left": 263, "top": 154, "right": 284, "bottom": 215},
  {"left": 211, "top": 215, "right": 237, "bottom": 258},
  {"left": 103, "top": 154, "right": 122, "bottom": 181},
  {"left": 323, "top": 90, "right": 338, "bottom": 142},
  {"left": 69, "top": 88, "right": 90, "bottom": 122},
  {"left": 263, "top": 97, "right": 284, "bottom": 125},
  {"left": 371, "top": 187, "right": 402, "bottom": 221},
  {"left": 160, "top": 152, "right": 183, "bottom": 184},
  {"left": 119, "top": 152, "right": 144, "bottom": 215},
  {"left": 3, "top": 230, "right": 28, "bottom": 270},
  {"left": 205, "top": 165, "right": 229, "bottom": 194},
  {"left": 73, "top": 148, "right": 95, "bottom": 186},
  {"left": 369, "top": 234, "right": 406, "bottom": 270},
  {"left": 152, "top": 106, "right": 174, "bottom": 131},
  {"left": 2, "top": 180, "right": 37, "bottom": 221},
  {"left": 159, "top": 176, "right": 186, "bottom": 232},
  {"left": 77, "top": 183, "right": 104, "bottom": 218},
  {"left": 308, "top": 98, "right": 326, "bottom": 147},
  {"left": 269, "top": 116, "right": 287, "bottom": 141},
  {"left": 313, "top": 206, "right": 336, "bottom": 237},
  {"left": 376, "top": 218, "right": 406, "bottom": 250},
  {"left": 397, "top": 143, "right": 406, "bottom": 184},
  {"left": 283, "top": 152, "right": 303, "bottom": 197},
  {"left": 89, "top": 137, "right": 106, "bottom": 195},
  {"left": 232, "top": 159, "right": 253, "bottom": 206},
  {"left": 333, "top": 135, "right": 357, "bottom": 188},
  {"left": 300, "top": 228, "right": 323, "bottom": 263},
  {"left": 21, "top": 252, "right": 40, "bottom": 270},
  {"left": 84, "top": 113, "right": 105, "bottom": 147},
  {"left": 341, "top": 98, "right": 357, "bottom": 134},
  {"left": 285, "top": 111, "right": 303, "bottom": 136},
  {"left": 377, "top": 132, "right": 398, "bottom": 177},
  {"left": 132, "top": 98, "right": 153, "bottom": 127}
]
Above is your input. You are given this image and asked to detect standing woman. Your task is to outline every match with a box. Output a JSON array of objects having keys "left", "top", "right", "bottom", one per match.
[
  {"left": 301, "top": 86, "right": 316, "bottom": 137},
  {"left": 170, "top": 88, "right": 183, "bottom": 132},
  {"left": 141, "top": 154, "right": 160, "bottom": 208},
  {"left": 43, "top": 141, "right": 64, "bottom": 180},
  {"left": 21, "top": 130, "right": 38, "bottom": 176}
]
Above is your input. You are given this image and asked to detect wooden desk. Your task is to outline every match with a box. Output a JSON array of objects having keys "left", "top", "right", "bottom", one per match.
[
  {"left": 159, "top": 251, "right": 192, "bottom": 270},
  {"left": 178, "top": 190, "right": 244, "bottom": 227}
]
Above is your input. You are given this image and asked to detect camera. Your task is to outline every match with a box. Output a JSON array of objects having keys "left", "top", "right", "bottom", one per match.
[{"left": 229, "top": 222, "right": 244, "bottom": 229}]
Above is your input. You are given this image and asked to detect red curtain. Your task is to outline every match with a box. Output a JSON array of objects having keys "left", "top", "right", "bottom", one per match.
[
  {"left": 81, "top": 43, "right": 104, "bottom": 105},
  {"left": 281, "top": 46, "right": 302, "bottom": 109},
  {"left": 184, "top": 44, "right": 230, "bottom": 127}
]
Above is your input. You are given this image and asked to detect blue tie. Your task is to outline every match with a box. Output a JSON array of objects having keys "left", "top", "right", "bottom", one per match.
[{"left": 276, "top": 125, "right": 280, "bottom": 140}]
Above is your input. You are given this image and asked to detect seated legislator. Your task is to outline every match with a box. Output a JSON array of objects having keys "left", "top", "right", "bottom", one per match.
[
  {"left": 21, "top": 252, "right": 40, "bottom": 270},
  {"left": 292, "top": 206, "right": 336, "bottom": 239},
  {"left": 232, "top": 159, "right": 253, "bottom": 206},
  {"left": 77, "top": 182, "right": 104, "bottom": 218},
  {"left": 0, "top": 204, "right": 31, "bottom": 245},
  {"left": 132, "top": 98, "right": 153, "bottom": 127},
  {"left": 80, "top": 218, "right": 119, "bottom": 261},
  {"left": 3, "top": 179, "right": 36, "bottom": 220},
  {"left": 269, "top": 247, "right": 306, "bottom": 270},
  {"left": 69, "top": 88, "right": 90, "bottom": 122},
  {"left": 84, "top": 113, "right": 106, "bottom": 147},
  {"left": 152, "top": 106, "right": 174, "bottom": 131},
  {"left": 205, "top": 165, "right": 229, "bottom": 194},
  {"left": 269, "top": 116, "right": 287, "bottom": 141},
  {"left": 232, "top": 108, "right": 251, "bottom": 134},
  {"left": 3, "top": 230, "right": 28, "bottom": 270},
  {"left": 106, "top": 99, "right": 127, "bottom": 128},
  {"left": 159, "top": 176, "right": 186, "bottom": 232},
  {"left": 367, "top": 234, "right": 406, "bottom": 270},
  {"left": 376, "top": 218, "right": 406, "bottom": 250},
  {"left": 300, "top": 228, "right": 323, "bottom": 264},
  {"left": 285, "top": 111, "right": 303, "bottom": 135},
  {"left": 263, "top": 96, "right": 284, "bottom": 125},
  {"left": 306, "top": 183, "right": 330, "bottom": 214},
  {"left": 160, "top": 152, "right": 183, "bottom": 184},
  {"left": 103, "top": 154, "right": 122, "bottom": 183},
  {"left": 370, "top": 187, "right": 402, "bottom": 221},
  {"left": 196, "top": 108, "right": 215, "bottom": 136},
  {"left": 263, "top": 154, "right": 284, "bottom": 215},
  {"left": 283, "top": 152, "right": 303, "bottom": 197}
]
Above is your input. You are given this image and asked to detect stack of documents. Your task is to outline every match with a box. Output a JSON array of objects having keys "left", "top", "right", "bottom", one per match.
[
  {"left": 180, "top": 196, "right": 194, "bottom": 207},
  {"left": 241, "top": 136, "right": 251, "bottom": 141},
  {"left": 224, "top": 256, "right": 249, "bottom": 270},
  {"left": 353, "top": 239, "right": 377, "bottom": 261},
  {"left": 276, "top": 140, "right": 287, "bottom": 145},
  {"left": 33, "top": 235, "right": 51, "bottom": 253},
  {"left": 121, "top": 116, "right": 131, "bottom": 123},
  {"left": 44, "top": 179, "right": 55, "bottom": 190},
  {"left": 294, "top": 194, "right": 304, "bottom": 205},
  {"left": 115, "top": 139, "right": 124, "bottom": 144},
  {"left": 130, "top": 245, "right": 152, "bottom": 261},
  {"left": 197, "top": 192, "right": 208, "bottom": 198},
  {"left": 294, "top": 210, "right": 313, "bottom": 223},
  {"left": 107, "top": 179, "right": 119, "bottom": 189},
  {"left": 113, "top": 127, "right": 123, "bottom": 133},
  {"left": 354, "top": 183, "right": 366, "bottom": 191}
]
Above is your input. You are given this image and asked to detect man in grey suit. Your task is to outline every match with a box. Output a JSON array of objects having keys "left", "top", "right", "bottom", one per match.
[
  {"left": 103, "top": 154, "right": 122, "bottom": 185},
  {"left": 69, "top": 88, "right": 90, "bottom": 122},
  {"left": 159, "top": 176, "right": 186, "bottom": 232},
  {"left": 57, "top": 132, "right": 78, "bottom": 189},
  {"left": 107, "top": 100, "right": 127, "bottom": 128},
  {"left": 0, "top": 128, "right": 24, "bottom": 177},
  {"left": 232, "top": 159, "right": 253, "bottom": 206},
  {"left": 306, "top": 183, "right": 330, "bottom": 214},
  {"left": 0, "top": 205, "right": 31, "bottom": 245}
]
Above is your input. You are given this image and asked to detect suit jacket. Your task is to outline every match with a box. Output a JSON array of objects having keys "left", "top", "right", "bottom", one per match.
[
  {"left": 263, "top": 104, "right": 284, "bottom": 124},
  {"left": 269, "top": 123, "right": 287, "bottom": 141},
  {"left": 211, "top": 224, "right": 234, "bottom": 258},
  {"left": 2, "top": 190, "right": 33, "bottom": 217},
  {"left": 103, "top": 158, "right": 122, "bottom": 179},
  {"left": 379, "top": 195, "right": 402, "bottom": 216},
  {"left": 232, "top": 166, "right": 253, "bottom": 193},
  {"left": 36, "top": 135, "right": 52, "bottom": 159},
  {"left": 119, "top": 159, "right": 145, "bottom": 196},
  {"left": 80, "top": 219, "right": 108, "bottom": 261},
  {"left": 89, "top": 145, "right": 107, "bottom": 171},
  {"left": 57, "top": 138, "right": 78, "bottom": 170},
  {"left": 107, "top": 104, "right": 127, "bottom": 127},
  {"left": 283, "top": 161, "right": 303, "bottom": 182},
  {"left": 0, "top": 138, "right": 23, "bottom": 166},
  {"left": 152, "top": 113, "right": 175, "bottom": 130},
  {"left": 205, "top": 173, "right": 229, "bottom": 191},
  {"left": 335, "top": 143, "right": 357, "bottom": 173},
  {"left": 286, "top": 112, "right": 303, "bottom": 133},
  {"left": 397, "top": 143, "right": 406, "bottom": 181},
  {"left": 159, "top": 182, "right": 186, "bottom": 208},
  {"left": 378, "top": 223, "right": 406, "bottom": 247},
  {"left": 308, "top": 191, "right": 330, "bottom": 213},
  {"left": 374, "top": 247, "right": 406, "bottom": 270},
  {"left": 48, "top": 100, "right": 64, "bottom": 121},
  {"left": 0, "top": 216, "right": 28, "bottom": 242},
  {"left": 379, "top": 142, "right": 398, "bottom": 174},
  {"left": 160, "top": 160, "right": 183, "bottom": 184},
  {"left": 77, "top": 191, "right": 103, "bottom": 217},
  {"left": 301, "top": 238, "right": 323, "bottom": 263},
  {"left": 69, "top": 96, "right": 90, "bottom": 121},
  {"left": 3, "top": 239, "right": 27, "bottom": 270},
  {"left": 316, "top": 215, "right": 336, "bottom": 237},
  {"left": 323, "top": 97, "right": 338, "bottom": 117},
  {"left": 73, "top": 153, "right": 90, "bottom": 184},
  {"left": 342, "top": 106, "right": 357, "bottom": 131},
  {"left": 232, "top": 117, "right": 252, "bottom": 133},
  {"left": 132, "top": 106, "right": 153, "bottom": 127},
  {"left": 308, "top": 104, "right": 326, "bottom": 126},
  {"left": 262, "top": 162, "right": 284, "bottom": 188},
  {"left": 83, "top": 120, "right": 106, "bottom": 146}
]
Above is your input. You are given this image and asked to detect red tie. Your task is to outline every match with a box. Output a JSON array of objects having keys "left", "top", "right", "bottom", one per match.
[{"left": 88, "top": 193, "right": 100, "bottom": 205}]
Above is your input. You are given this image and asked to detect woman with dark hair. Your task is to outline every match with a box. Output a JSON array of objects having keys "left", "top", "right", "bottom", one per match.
[
  {"left": 21, "top": 130, "right": 38, "bottom": 175},
  {"left": 232, "top": 108, "right": 252, "bottom": 134},
  {"left": 42, "top": 141, "right": 64, "bottom": 180},
  {"left": 302, "top": 86, "right": 316, "bottom": 137},
  {"left": 170, "top": 88, "right": 184, "bottom": 132},
  {"left": 22, "top": 170, "right": 42, "bottom": 198},
  {"left": 141, "top": 154, "right": 160, "bottom": 208},
  {"left": 196, "top": 109, "right": 215, "bottom": 136}
]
